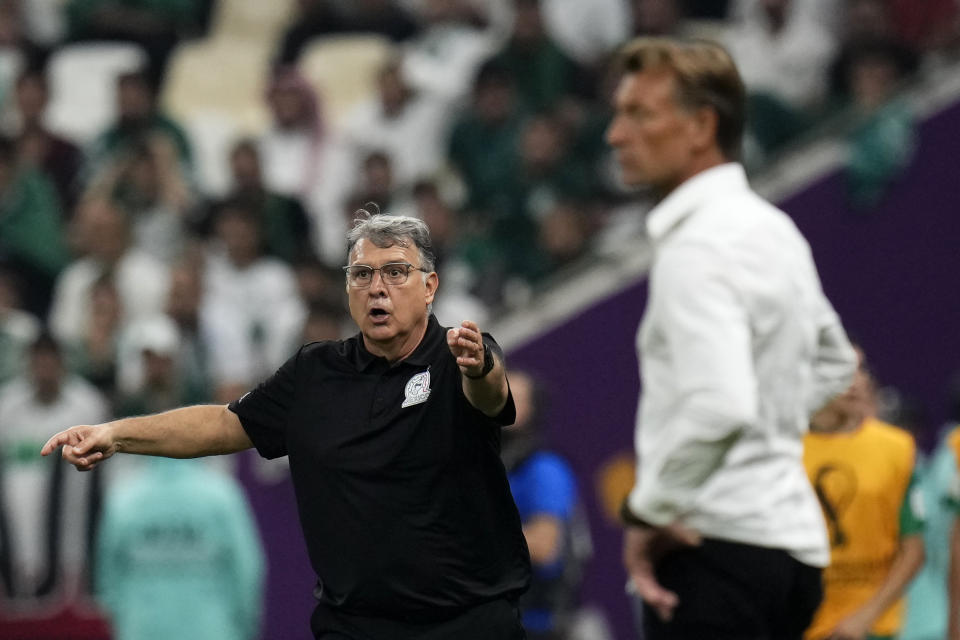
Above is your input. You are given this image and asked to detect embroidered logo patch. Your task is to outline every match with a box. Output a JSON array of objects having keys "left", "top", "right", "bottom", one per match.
[{"left": 402, "top": 370, "right": 431, "bottom": 408}]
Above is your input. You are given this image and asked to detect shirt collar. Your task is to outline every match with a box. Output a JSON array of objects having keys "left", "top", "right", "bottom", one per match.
[
  {"left": 645, "top": 163, "right": 748, "bottom": 244},
  {"left": 349, "top": 314, "right": 442, "bottom": 371}
]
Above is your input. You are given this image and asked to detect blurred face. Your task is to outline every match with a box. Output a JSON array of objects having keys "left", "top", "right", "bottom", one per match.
[
  {"left": 15, "top": 74, "right": 47, "bottom": 122},
  {"left": 634, "top": 0, "right": 680, "bottom": 34},
  {"left": 90, "top": 282, "right": 121, "bottom": 327},
  {"left": 118, "top": 79, "right": 153, "bottom": 122},
  {"left": 270, "top": 87, "right": 307, "bottom": 128},
  {"left": 167, "top": 266, "right": 201, "bottom": 322},
  {"left": 850, "top": 58, "right": 898, "bottom": 110},
  {"left": 216, "top": 212, "right": 261, "bottom": 267},
  {"left": 231, "top": 146, "right": 261, "bottom": 188},
  {"left": 143, "top": 350, "right": 175, "bottom": 386},
  {"left": 378, "top": 67, "right": 407, "bottom": 114},
  {"left": 513, "top": 2, "right": 543, "bottom": 42},
  {"left": 346, "top": 238, "right": 437, "bottom": 360},
  {"left": 606, "top": 69, "right": 707, "bottom": 195},
  {"left": 521, "top": 117, "right": 563, "bottom": 170},
  {"left": 362, "top": 155, "right": 392, "bottom": 194},
  {"left": 75, "top": 201, "right": 129, "bottom": 263},
  {"left": 129, "top": 153, "right": 159, "bottom": 198},
  {"left": 30, "top": 348, "right": 64, "bottom": 400},
  {"left": 475, "top": 82, "right": 513, "bottom": 123}
]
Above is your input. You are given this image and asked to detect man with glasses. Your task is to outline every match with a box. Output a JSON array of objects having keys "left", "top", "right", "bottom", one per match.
[{"left": 40, "top": 211, "right": 531, "bottom": 639}]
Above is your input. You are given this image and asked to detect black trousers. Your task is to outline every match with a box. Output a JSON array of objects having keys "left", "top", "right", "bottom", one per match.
[
  {"left": 311, "top": 597, "right": 526, "bottom": 640},
  {"left": 642, "top": 538, "right": 822, "bottom": 640}
]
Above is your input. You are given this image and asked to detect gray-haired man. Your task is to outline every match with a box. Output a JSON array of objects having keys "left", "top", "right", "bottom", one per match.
[{"left": 42, "top": 212, "right": 531, "bottom": 639}]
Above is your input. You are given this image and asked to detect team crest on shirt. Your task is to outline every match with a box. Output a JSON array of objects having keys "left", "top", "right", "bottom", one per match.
[{"left": 402, "top": 370, "right": 431, "bottom": 408}]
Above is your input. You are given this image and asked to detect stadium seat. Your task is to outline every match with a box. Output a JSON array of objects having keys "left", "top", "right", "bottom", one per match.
[
  {"left": 181, "top": 108, "right": 242, "bottom": 198},
  {"left": 297, "top": 34, "right": 396, "bottom": 130},
  {"left": 209, "top": 0, "right": 296, "bottom": 43},
  {"left": 45, "top": 42, "right": 148, "bottom": 144},
  {"left": 161, "top": 39, "right": 272, "bottom": 138}
]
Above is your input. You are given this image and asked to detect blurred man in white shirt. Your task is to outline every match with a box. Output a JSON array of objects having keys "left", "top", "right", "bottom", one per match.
[{"left": 606, "top": 37, "right": 857, "bottom": 640}]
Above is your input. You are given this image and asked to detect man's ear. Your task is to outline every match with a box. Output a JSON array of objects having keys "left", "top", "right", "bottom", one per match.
[
  {"left": 689, "top": 106, "right": 719, "bottom": 154},
  {"left": 424, "top": 271, "right": 438, "bottom": 306}
]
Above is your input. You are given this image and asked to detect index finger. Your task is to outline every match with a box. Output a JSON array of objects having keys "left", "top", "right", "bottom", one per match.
[{"left": 40, "top": 428, "right": 82, "bottom": 456}]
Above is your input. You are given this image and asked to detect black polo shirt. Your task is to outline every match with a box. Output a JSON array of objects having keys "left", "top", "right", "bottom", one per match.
[{"left": 228, "top": 315, "right": 531, "bottom": 620}]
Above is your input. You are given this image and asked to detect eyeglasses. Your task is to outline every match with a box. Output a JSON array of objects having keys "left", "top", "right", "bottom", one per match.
[{"left": 342, "top": 262, "right": 428, "bottom": 287}]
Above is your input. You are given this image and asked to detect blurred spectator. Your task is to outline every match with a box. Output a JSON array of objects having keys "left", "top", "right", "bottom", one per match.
[
  {"left": 163, "top": 259, "right": 213, "bottom": 403},
  {"left": 804, "top": 347, "right": 925, "bottom": 640},
  {"left": 276, "top": 0, "right": 420, "bottom": 65},
  {"left": 346, "top": 150, "right": 417, "bottom": 221},
  {"left": 70, "top": 273, "right": 123, "bottom": 396},
  {"left": 0, "top": 134, "right": 68, "bottom": 318},
  {"left": 293, "top": 257, "right": 345, "bottom": 309},
  {"left": 260, "top": 67, "right": 351, "bottom": 266},
  {"left": 86, "top": 135, "right": 195, "bottom": 263},
  {"left": 65, "top": 0, "right": 212, "bottom": 83},
  {"left": 400, "top": 0, "right": 512, "bottom": 99},
  {"left": 0, "top": 332, "right": 109, "bottom": 603},
  {"left": 540, "top": 0, "right": 631, "bottom": 66},
  {"left": 631, "top": 0, "right": 686, "bottom": 37},
  {"left": 0, "top": 269, "right": 39, "bottom": 384},
  {"left": 115, "top": 314, "right": 205, "bottom": 418},
  {"left": 837, "top": 39, "right": 918, "bottom": 208},
  {"left": 49, "top": 197, "right": 170, "bottom": 345},
  {"left": 447, "top": 59, "right": 525, "bottom": 216},
  {"left": 494, "top": 114, "right": 594, "bottom": 286},
  {"left": 488, "top": 0, "right": 582, "bottom": 113},
  {"left": 95, "top": 456, "right": 265, "bottom": 640},
  {"left": 86, "top": 69, "right": 192, "bottom": 180},
  {"left": 0, "top": 0, "right": 44, "bottom": 61},
  {"left": 901, "top": 394, "right": 960, "bottom": 640},
  {"left": 340, "top": 58, "right": 455, "bottom": 194},
  {"left": 726, "top": 0, "right": 836, "bottom": 159},
  {"left": 8, "top": 67, "right": 83, "bottom": 213},
  {"left": 726, "top": 0, "right": 836, "bottom": 109},
  {"left": 410, "top": 181, "right": 491, "bottom": 327},
  {"left": 202, "top": 201, "right": 305, "bottom": 396},
  {"left": 224, "top": 138, "right": 312, "bottom": 263},
  {"left": 503, "top": 370, "right": 588, "bottom": 639},
  {"left": 411, "top": 180, "right": 461, "bottom": 271},
  {"left": 301, "top": 299, "right": 348, "bottom": 343},
  {"left": 535, "top": 201, "right": 592, "bottom": 273}
]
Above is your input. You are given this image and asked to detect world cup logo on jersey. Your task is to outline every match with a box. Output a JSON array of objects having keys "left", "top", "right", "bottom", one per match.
[{"left": 402, "top": 370, "right": 431, "bottom": 408}]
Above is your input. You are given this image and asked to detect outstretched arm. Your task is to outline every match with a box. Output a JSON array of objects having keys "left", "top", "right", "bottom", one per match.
[
  {"left": 447, "top": 320, "right": 509, "bottom": 417},
  {"left": 40, "top": 404, "right": 253, "bottom": 471}
]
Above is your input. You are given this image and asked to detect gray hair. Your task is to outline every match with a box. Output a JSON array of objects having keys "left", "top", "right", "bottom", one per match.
[{"left": 345, "top": 209, "right": 436, "bottom": 273}]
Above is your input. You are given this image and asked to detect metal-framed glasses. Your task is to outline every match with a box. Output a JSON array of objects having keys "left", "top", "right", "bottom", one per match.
[{"left": 342, "top": 262, "right": 428, "bottom": 287}]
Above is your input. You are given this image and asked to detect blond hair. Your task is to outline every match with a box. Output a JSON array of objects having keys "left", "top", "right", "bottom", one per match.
[{"left": 617, "top": 37, "right": 746, "bottom": 160}]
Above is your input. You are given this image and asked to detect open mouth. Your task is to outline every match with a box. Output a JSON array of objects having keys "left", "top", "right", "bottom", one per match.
[{"left": 369, "top": 308, "right": 390, "bottom": 322}]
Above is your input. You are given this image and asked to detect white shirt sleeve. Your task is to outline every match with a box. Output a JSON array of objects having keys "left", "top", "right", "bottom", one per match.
[{"left": 807, "top": 296, "right": 858, "bottom": 415}]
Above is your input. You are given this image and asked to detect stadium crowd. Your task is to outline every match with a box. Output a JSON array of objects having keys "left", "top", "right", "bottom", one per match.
[{"left": 1, "top": 0, "right": 959, "bottom": 639}]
